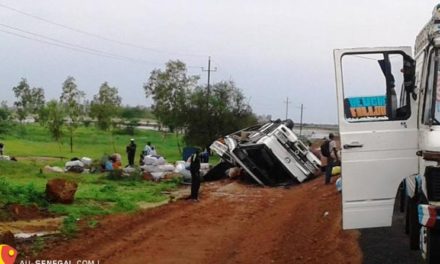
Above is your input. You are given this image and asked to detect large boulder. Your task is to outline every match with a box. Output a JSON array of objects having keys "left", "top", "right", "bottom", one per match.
[
  {"left": 45, "top": 179, "right": 78, "bottom": 204},
  {"left": 0, "top": 231, "right": 15, "bottom": 247}
]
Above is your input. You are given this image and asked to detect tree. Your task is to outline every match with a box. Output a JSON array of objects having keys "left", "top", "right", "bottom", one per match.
[
  {"left": 143, "top": 60, "right": 199, "bottom": 131},
  {"left": 90, "top": 82, "right": 121, "bottom": 130},
  {"left": 44, "top": 100, "right": 65, "bottom": 143},
  {"left": 12, "top": 78, "right": 45, "bottom": 122},
  {"left": 184, "top": 81, "right": 257, "bottom": 147},
  {"left": 60, "top": 76, "right": 85, "bottom": 152},
  {"left": 0, "top": 101, "right": 12, "bottom": 135},
  {"left": 120, "top": 105, "right": 153, "bottom": 120}
]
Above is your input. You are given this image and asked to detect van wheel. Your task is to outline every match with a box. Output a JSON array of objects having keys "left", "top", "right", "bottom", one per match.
[
  {"left": 408, "top": 198, "right": 420, "bottom": 250},
  {"left": 426, "top": 229, "right": 440, "bottom": 264}
]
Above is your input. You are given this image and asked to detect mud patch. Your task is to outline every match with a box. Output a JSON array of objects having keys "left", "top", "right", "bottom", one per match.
[{"left": 7, "top": 204, "right": 52, "bottom": 221}]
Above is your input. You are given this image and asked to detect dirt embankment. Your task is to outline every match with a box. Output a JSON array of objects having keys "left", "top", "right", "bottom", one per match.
[{"left": 37, "top": 177, "right": 361, "bottom": 264}]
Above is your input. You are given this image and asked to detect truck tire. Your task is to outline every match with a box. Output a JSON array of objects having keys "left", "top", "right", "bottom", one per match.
[
  {"left": 399, "top": 182, "right": 405, "bottom": 213},
  {"left": 426, "top": 229, "right": 440, "bottom": 264},
  {"left": 408, "top": 198, "right": 420, "bottom": 250},
  {"left": 405, "top": 197, "right": 410, "bottom": 235}
]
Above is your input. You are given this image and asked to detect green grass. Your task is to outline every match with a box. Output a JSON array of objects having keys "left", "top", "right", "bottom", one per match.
[
  {"left": 0, "top": 160, "right": 179, "bottom": 236},
  {"left": 1, "top": 124, "right": 184, "bottom": 162},
  {"left": 0, "top": 124, "right": 189, "bottom": 236}
]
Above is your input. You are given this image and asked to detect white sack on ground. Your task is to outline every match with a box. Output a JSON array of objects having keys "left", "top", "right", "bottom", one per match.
[
  {"left": 80, "top": 157, "right": 92, "bottom": 167},
  {"left": 157, "top": 164, "right": 175, "bottom": 172},
  {"left": 200, "top": 163, "right": 210, "bottom": 170},
  {"left": 151, "top": 172, "right": 165, "bottom": 181},
  {"left": 65, "top": 160, "right": 84, "bottom": 168}
]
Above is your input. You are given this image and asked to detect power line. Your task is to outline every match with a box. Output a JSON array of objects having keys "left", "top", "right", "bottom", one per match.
[
  {"left": 0, "top": 2, "right": 206, "bottom": 58},
  {"left": 0, "top": 23, "right": 204, "bottom": 68},
  {"left": 0, "top": 23, "right": 156, "bottom": 64},
  {"left": 0, "top": 28, "right": 163, "bottom": 65}
]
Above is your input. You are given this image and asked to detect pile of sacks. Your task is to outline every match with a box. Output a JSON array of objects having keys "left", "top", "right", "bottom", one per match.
[
  {"left": 174, "top": 160, "right": 211, "bottom": 183},
  {"left": 140, "top": 155, "right": 175, "bottom": 181},
  {"left": 0, "top": 155, "right": 17, "bottom": 161},
  {"left": 64, "top": 157, "right": 93, "bottom": 173},
  {"left": 44, "top": 157, "right": 93, "bottom": 174},
  {"left": 140, "top": 155, "right": 211, "bottom": 182}
]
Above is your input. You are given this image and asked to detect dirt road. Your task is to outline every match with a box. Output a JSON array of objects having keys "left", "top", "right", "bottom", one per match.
[{"left": 38, "top": 178, "right": 361, "bottom": 264}]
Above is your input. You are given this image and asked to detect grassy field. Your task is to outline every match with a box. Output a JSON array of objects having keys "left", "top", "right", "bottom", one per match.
[
  {"left": 0, "top": 124, "right": 188, "bottom": 235},
  {"left": 1, "top": 124, "right": 184, "bottom": 162}
]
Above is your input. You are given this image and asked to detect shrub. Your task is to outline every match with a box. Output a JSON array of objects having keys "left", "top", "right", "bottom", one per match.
[{"left": 0, "top": 178, "right": 48, "bottom": 207}]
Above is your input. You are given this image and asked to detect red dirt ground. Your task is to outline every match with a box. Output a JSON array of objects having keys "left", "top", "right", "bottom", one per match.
[{"left": 37, "top": 177, "right": 361, "bottom": 264}]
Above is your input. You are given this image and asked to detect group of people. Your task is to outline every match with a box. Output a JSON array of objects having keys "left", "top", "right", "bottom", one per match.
[
  {"left": 125, "top": 139, "right": 158, "bottom": 167},
  {"left": 103, "top": 154, "right": 122, "bottom": 171}
]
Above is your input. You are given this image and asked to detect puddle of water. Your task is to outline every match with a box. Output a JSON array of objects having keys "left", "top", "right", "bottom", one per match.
[
  {"left": 137, "top": 189, "right": 190, "bottom": 209},
  {"left": 15, "top": 231, "right": 60, "bottom": 239},
  {"left": 138, "top": 200, "right": 169, "bottom": 209},
  {"left": 0, "top": 217, "right": 63, "bottom": 234}
]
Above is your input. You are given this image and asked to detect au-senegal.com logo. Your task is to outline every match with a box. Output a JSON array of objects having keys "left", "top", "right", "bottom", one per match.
[{"left": 0, "top": 244, "right": 17, "bottom": 264}]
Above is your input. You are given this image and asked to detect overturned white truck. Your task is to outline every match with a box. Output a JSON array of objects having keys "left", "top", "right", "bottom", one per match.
[{"left": 210, "top": 119, "right": 322, "bottom": 186}]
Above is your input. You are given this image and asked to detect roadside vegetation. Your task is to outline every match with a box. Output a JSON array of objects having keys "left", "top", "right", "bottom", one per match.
[{"left": 0, "top": 124, "right": 182, "bottom": 237}]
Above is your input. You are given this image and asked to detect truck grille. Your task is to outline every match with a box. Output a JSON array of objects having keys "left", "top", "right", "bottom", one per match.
[{"left": 425, "top": 166, "right": 440, "bottom": 201}]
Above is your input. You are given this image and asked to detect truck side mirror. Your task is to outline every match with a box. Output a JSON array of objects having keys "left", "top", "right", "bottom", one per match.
[{"left": 403, "top": 54, "right": 417, "bottom": 100}]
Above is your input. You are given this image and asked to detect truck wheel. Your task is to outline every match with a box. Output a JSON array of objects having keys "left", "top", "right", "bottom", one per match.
[
  {"left": 426, "top": 229, "right": 440, "bottom": 264},
  {"left": 405, "top": 198, "right": 409, "bottom": 235},
  {"left": 408, "top": 198, "right": 420, "bottom": 250},
  {"left": 399, "top": 182, "right": 405, "bottom": 213}
]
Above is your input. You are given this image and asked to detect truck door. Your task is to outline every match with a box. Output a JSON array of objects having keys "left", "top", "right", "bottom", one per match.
[{"left": 334, "top": 47, "right": 419, "bottom": 229}]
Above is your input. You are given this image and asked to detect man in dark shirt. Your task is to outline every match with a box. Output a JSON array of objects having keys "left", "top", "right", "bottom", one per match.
[
  {"left": 126, "top": 139, "right": 136, "bottom": 167},
  {"left": 189, "top": 149, "right": 201, "bottom": 201}
]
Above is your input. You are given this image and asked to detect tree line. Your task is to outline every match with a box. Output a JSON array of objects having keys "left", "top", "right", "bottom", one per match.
[{"left": 1, "top": 59, "right": 257, "bottom": 153}]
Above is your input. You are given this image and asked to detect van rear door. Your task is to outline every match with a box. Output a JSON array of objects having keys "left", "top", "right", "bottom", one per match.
[{"left": 334, "top": 47, "right": 419, "bottom": 229}]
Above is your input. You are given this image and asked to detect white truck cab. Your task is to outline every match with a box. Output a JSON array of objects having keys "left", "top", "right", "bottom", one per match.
[
  {"left": 210, "top": 120, "right": 321, "bottom": 186},
  {"left": 334, "top": 4, "right": 440, "bottom": 263}
]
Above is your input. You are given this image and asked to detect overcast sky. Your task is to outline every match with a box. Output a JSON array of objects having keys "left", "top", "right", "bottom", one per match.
[{"left": 0, "top": 0, "right": 438, "bottom": 124}]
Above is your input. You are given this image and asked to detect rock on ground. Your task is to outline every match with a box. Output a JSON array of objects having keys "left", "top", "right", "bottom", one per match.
[{"left": 45, "top": 178, "right": 78, "bottom": 204}]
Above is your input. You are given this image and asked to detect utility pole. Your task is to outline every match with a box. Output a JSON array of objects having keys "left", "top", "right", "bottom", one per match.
[
  {"left": 202, "top": 56, "right": 217, "bottom": 102},
  {"left": 299, "top": 103, "right": 304, "bottom": 137},
  {"left": 201, "top": 56, "right": 217, "bottom": 142},
  {"left": 284, "top": 97, "right": 291, "bottom": 120}
]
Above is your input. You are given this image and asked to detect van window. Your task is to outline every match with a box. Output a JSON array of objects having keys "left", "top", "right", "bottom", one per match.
[{"left": 341, "top": 52, "right": 411, "bottom": 122}]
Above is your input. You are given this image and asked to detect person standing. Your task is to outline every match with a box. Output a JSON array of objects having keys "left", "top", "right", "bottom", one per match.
[
  {"left": 189, "top": 149, "right": 201, "bottom": 201},
  {"left": 126, "top": 139, "right": 137, "bottom": 167},
  {"left": 325, "top": 133, "right": 338, "bottom": 184},
  {"left": 0, "top": 143, "right": 3, "bottom": 156}
]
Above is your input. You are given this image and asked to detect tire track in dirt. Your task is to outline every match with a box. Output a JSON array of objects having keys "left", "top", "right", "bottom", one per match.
[{"left": 38, "top": 177, "right": 361, "bottom": 264}]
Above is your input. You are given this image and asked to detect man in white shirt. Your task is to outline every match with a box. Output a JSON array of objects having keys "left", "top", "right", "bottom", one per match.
[{"left": 143, "top": 142, "right": 152, "bottom": 156}]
